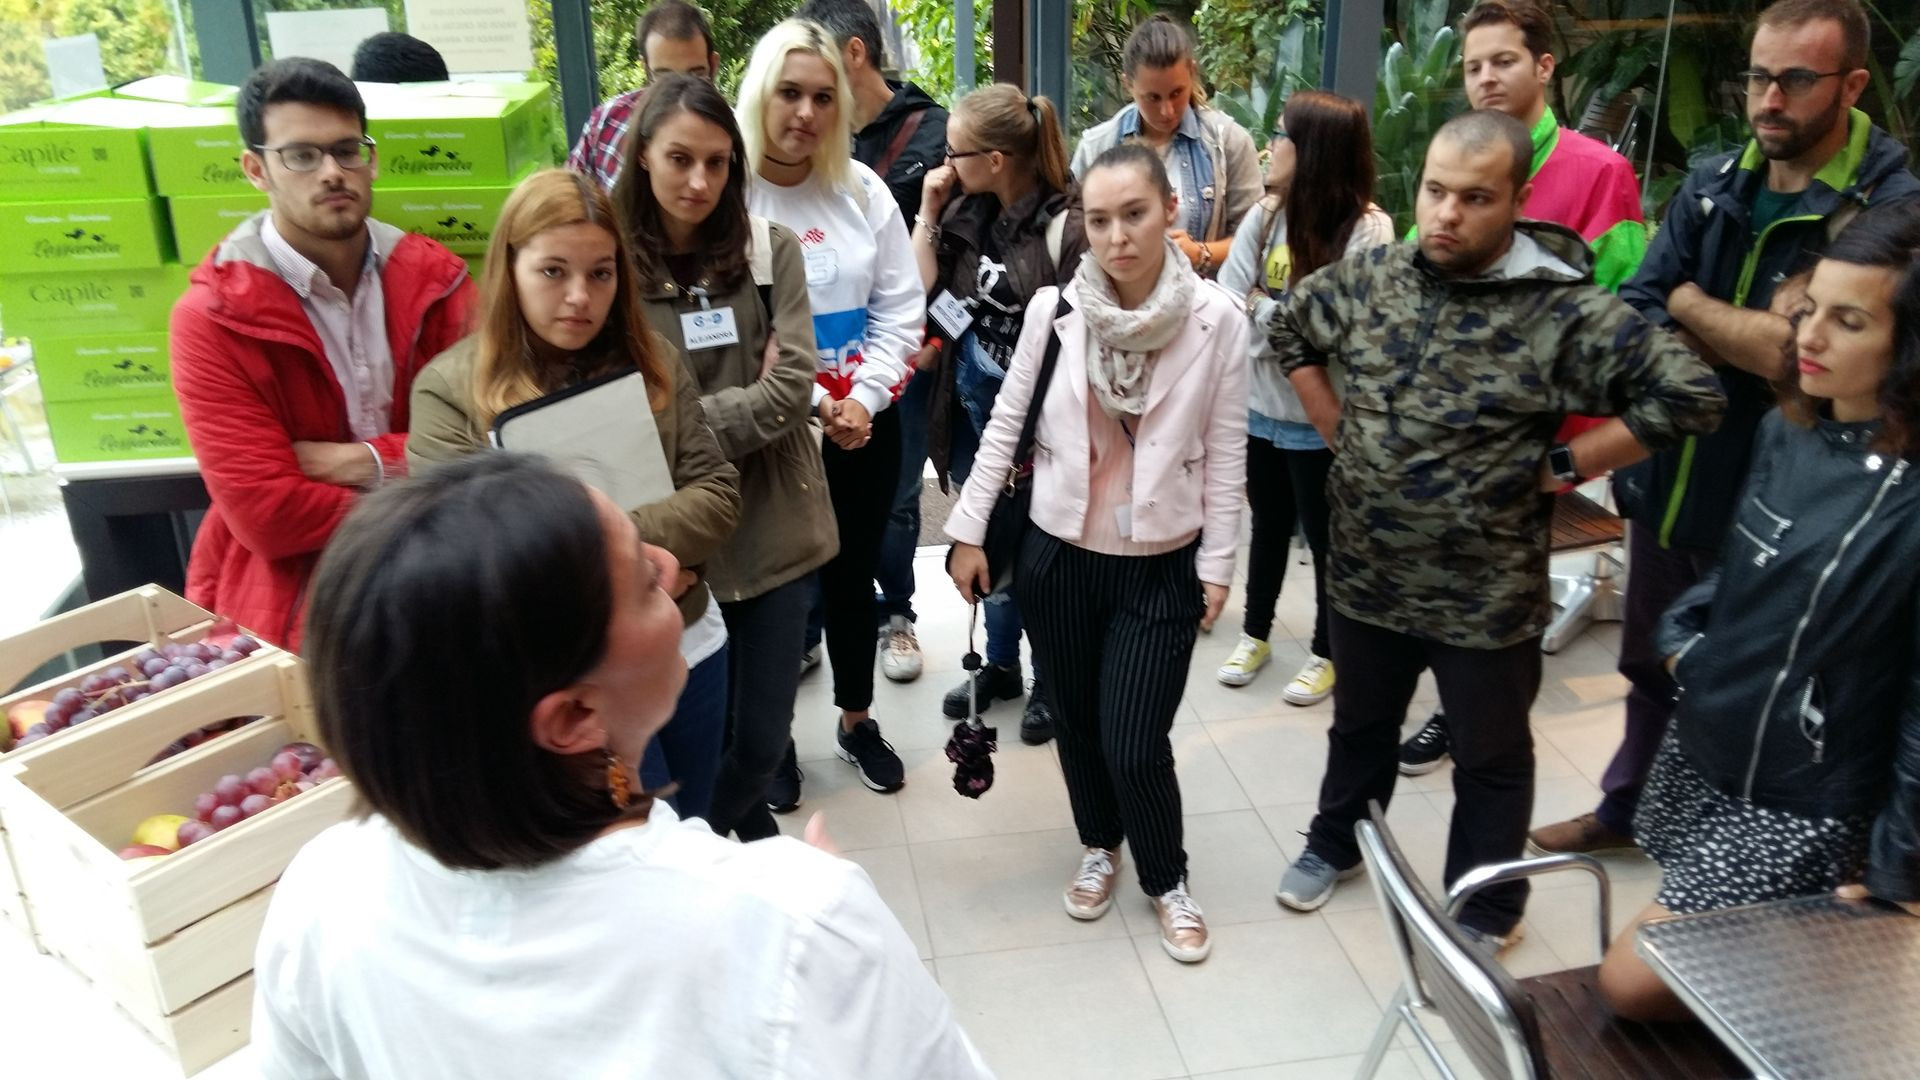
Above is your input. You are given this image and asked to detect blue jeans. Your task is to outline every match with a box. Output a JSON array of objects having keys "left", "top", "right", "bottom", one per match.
[
  {"left": 641, "top": 644, "right": 728, "bottom": 821},
  {"left": 875, "top": 369, "right": 933, "bottom": 623},
  {"left": 948, "top": 334, "right": 1024, "bottom": 670}
]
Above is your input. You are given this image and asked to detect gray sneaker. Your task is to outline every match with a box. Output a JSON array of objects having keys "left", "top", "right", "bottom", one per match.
[{"left": 1275, "top": 849, "right": 1364, "bottom": 911}]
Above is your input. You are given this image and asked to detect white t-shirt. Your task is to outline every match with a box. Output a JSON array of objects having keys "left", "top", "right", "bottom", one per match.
[
  {"left": 253, "top": 810, "right": 991, "bottom": 1080},
  {"left": 748, "top": 162, "right": 924, "bottom": 419},
  {"left": 680, "top": 599, "right": 726, "bottom": 667}
]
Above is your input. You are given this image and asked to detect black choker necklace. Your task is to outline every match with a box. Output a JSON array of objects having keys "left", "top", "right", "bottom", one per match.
[{"left": 764, "top": 153, "right": 808, "bottom": 168}]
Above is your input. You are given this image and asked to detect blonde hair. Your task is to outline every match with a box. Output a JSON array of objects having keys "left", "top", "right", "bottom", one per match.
[
  {"left": 736, "top": 18, "right": 855, "bottom": 195},
  {"left": 471, "top": 169, "right": 670, "bottom": 430},
  {"left": 952, "top": 83, "right": 1071, "bottom": 195}
]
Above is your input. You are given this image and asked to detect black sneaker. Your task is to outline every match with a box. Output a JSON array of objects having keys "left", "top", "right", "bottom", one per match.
[
  {"left": 1398, "top": 711, "right": 1451, "bottom": 776},
  {"left": 765, "top": 740, "right": 803, "bottom": 813},
  {"left": 836, "top": 717, "right": 905, "bottom": 793},
  {"left": 942, "top": 661, "right": 1024, "bottom": 719},
  {"left": 1020, "top": 679, "right": 1055, "bottom": 745}
]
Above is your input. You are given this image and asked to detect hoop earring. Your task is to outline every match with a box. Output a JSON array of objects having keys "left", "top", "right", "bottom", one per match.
[{"left": 605, "top": 749, "right": 634, "bottom": 809}]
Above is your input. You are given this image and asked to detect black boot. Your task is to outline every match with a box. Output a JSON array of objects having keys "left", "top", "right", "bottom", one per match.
[
  {"left": 1020, "top": 678, "right": 1055, "bottom": 745},
  {"left": 942, "top": 661, "right": 1024, "bottom": 719}
]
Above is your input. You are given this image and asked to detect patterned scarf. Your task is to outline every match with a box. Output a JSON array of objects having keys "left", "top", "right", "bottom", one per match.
[{"left": 1074, "top": 235, "right": 1197, "bottom": 420}]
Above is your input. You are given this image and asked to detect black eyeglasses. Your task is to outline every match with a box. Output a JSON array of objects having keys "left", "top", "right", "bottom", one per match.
[
  {"left": 1271, "top": 126, "right": 1289, "bottom": 142},
  {"left": 251, "top": 136, "right": 377, "bottom": 172},
  {"left": 944, "top": 144, "right": 989, "bottom": 161},
  {"left": 1738, "top": 68, "right": 1847, "bottom": 98}
]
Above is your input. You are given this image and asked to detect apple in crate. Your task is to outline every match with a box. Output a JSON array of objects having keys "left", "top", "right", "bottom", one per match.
[
  {"left": 118, "top": 844, "right": 172, "bottom": 860},
  {"left": 7, "top": 699, "right": 54, "bottom": 741},
  {"left": 131, "top": 813, "right": 193, "bottom": 852}
]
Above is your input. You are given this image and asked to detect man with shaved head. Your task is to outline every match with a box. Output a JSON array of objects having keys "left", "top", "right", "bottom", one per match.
[{"left": 1258, "top": 110, "right": 1727, "bottom": 948}]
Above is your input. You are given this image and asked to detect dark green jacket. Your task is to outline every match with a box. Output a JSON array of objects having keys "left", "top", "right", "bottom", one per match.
[{"left": 1267, "top": 221, "right": 1726, "bottom": 649}]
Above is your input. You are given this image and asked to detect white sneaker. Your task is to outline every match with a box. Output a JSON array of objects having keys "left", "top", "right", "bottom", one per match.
[
  {"left": 879, "top": 615, "right": 923, "bottom": 683},
  {"left": 800, "top": 643, "right": 822, "bottom": 676}
]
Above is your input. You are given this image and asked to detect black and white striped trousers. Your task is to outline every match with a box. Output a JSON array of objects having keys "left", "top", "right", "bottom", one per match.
[{"left": 1016, "top": 529, "right": 1202, "bottom": 896}]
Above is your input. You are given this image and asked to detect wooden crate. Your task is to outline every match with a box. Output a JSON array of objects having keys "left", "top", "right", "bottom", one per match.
[
  {"left": 0, "top": 585, "right": 266, "bottom": 945},
  {"left": 0, "top": 655, "right": 349, "bottom": 1075}
]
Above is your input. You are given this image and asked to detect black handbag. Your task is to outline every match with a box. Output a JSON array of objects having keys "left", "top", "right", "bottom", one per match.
[{"left": 948, "top": 295, "right": 1073, "bottom": 598}]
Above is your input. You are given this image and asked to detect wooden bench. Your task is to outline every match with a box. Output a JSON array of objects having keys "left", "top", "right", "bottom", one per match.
[{"left": 1545, "top": 489, "right": 1627, "bottom": 654}]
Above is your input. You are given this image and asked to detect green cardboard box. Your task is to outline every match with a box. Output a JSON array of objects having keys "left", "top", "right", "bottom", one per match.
[
  {"left": 169, "top": 193, "right": 267, "bottom": 263},
  {"left": 0, "top": 111, "right": 153, "bottom": 200},
  {"left": 0, "top": 198, "right": 173, "bottom": 272},
  {"left": 0, "top": 264, "right": 189, "bottom": 337},
  {"left": 135, "top": 103, "right": 248, "bottom": 196},
  {"left": 377, "top": 184, "right": 518, "bottom": 256},
  {"left": 46, "top": 393, "right": 190, "bottom": 463},
  {"left": 368, "top": 93, "right": 550, "bottom": 188},
  {"left": 33, "top": 332, "right": 171, "bottom": 403},
  {"left": 113, "top": 76, "right": 240, "bottom": 108}
]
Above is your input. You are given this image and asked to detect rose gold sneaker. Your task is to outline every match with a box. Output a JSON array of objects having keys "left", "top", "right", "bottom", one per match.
[
  {"left": 1063, "top": 847, "right": 1121, "bottom": 920},
  {"left": 1152, "top": 881, "right": 1211, "bottom": 962}
]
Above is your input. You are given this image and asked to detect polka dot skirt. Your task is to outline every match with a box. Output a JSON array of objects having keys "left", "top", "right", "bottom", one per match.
[{"left": 1635, "top": 729, "right": 1872, "bottom": 915}]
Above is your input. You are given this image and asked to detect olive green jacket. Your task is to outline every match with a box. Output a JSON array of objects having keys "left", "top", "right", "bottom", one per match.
[
  {"left": 405, "top": 335, "right": 741, "bottom": 625},
  {"left": 638, "top": 219, "right": 838, "bottom": 602}
]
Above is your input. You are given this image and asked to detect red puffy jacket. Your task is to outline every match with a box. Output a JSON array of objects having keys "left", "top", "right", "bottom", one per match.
[{"left": 170, "top": 214, "right": 476, "bottom": 648}]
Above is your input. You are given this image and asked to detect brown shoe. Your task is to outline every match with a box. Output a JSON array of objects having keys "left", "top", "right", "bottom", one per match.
[
  {"left": 1528, "top": 812, "right": 1636, "bottom": 855},
  {"left": 1064, "top": 847, "right": 1121, "bottom": 920},
  {"left": 1151, "top": 881, "right": 1211, "bottom": 962}
]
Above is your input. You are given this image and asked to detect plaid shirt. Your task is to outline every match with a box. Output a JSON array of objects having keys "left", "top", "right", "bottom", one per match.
[{"left": 568, "top": 88, "right": 646, "bottom": 192}]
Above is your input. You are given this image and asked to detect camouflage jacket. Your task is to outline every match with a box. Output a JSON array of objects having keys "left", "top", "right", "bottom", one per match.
[{"left": 1265, "top": 221, "right": 1726, "bottom": 649}]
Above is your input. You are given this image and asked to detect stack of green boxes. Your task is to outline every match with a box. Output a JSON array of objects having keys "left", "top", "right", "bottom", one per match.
[
  {"left": 165, "top": 79, "right": 553, "bottom": 271},
  {"left": 0, "top": 93, "right": 190, "bottom": 463},
  {"left": 0, "top": 76, "right": 558, "bottom": 467}
]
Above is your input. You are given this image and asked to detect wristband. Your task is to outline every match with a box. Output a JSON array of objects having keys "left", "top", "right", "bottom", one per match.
[
  {"left": 914, "top": 214, "right": 941, "bottom": 244},
  {"left": 363, "top": 442, "right": 385, "bottom": 488}
]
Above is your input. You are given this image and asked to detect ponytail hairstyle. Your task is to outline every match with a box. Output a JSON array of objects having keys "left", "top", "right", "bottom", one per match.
[
  {"left": 1123, "top": 13, "right": 1207, "bottom": 107},
  {"left": 951, "top": 82, "right": 1071, "bottom": 195},
  {"left": 1280, "top": 90, "right": 1376, "bottom": 286},
  {"left": 471, "top": 168, "right": 671, "bottom": 429}
]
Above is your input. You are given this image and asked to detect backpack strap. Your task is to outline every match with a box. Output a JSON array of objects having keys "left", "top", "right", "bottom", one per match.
[
  {"left": 748, "top": 215, "right": 775, "bottom": 319},
  {"left": 1045, "top": 210, "right": 1068, "bottom": 274}
]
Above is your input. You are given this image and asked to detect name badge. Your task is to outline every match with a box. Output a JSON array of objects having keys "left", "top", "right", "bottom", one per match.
[
  {"left": 928, "top": 289, "right": 973, "bottom": 339},
  {"left": 804, "top": 248, "right": 839, "bottom": 286},
  {"left": 680, "top": 306, "right": 741, "bottom": 350}
]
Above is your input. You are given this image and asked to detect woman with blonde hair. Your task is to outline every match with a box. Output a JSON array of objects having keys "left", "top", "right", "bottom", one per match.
[
  {"left": 915, "top": 81, "right": 1088, "bottom": 746},
  {"left": 738, "top": 18, "right": 924, "bottom": 808},
  {"left": 407, "top": 167, "right": 740, "bottom": 822}
]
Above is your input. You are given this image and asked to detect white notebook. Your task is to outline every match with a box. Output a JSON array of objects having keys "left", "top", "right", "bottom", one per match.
[{"left": 488, "top": 370, "right": 673, "bottom": 510}]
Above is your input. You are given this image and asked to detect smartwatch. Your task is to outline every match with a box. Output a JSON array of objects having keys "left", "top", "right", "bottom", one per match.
[{"left": 1548, "top": 443, "right": 1580, "bottom": 485}]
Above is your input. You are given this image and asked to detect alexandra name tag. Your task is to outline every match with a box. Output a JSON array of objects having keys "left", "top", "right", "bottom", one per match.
[
  {"left": 680, "top": 306, "right": 741, "bottom": 349},
  {"left": 928, "top": 289, "right": 973, "bottom": 338}
]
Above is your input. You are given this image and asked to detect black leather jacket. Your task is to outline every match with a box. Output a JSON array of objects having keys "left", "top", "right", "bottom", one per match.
[{"left": 1659, "top": 410, "right": 1920, "bottom": 902}]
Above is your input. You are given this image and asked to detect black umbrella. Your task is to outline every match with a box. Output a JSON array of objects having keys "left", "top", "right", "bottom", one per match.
[{"left": 945, "top": 603, "right": 998, "bottom": 798}]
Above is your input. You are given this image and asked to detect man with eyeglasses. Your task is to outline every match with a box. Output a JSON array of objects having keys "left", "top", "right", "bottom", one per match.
[
  {"left": 1527, "top": 0, "right": 1920, "bottom": 859},
  {"left": 169, "top": 58, "right": 476, "bottom": 648}
]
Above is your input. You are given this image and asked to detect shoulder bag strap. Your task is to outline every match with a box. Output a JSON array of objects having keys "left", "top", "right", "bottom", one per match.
[
  {"left": 1011, "top": 295, "right": 1074, "bottom": 470},
  {"left": 874, "top": 110, "right": 926, "bottom": 181}
]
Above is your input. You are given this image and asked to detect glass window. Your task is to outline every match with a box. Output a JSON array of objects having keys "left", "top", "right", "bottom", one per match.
[{"left": 0, "top": 0, "right": 192, "bottom": 113}]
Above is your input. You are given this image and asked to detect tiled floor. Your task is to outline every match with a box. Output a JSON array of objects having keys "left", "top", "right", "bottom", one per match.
[{"left": 1, "top": 546, "right": 1660, "bottom": 1078}]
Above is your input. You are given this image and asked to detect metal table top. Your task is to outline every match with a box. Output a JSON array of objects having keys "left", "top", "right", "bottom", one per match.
[{"left": 1636, "top": 894, "right": 1920, "bottom": 1079}]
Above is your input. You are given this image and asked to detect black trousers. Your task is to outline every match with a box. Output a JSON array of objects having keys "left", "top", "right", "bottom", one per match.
[
  {"left": 1016, "top": 529, "right": 1202, "bottom": 896},
  {"left": 1596, "top": 524, "right": 1716, "bottom": 836},
  {"left": 707, "top": 576, "right": 813, "bottom": 841},
  {"left": 1242, "top": 437, "right": 1334, "bottom": 656},
  {"left": 1308, "top": 610, "right": 1542, "bottom": 934},
  {"left": 819, "top": 407, "right": 901, "bottom": 712}
]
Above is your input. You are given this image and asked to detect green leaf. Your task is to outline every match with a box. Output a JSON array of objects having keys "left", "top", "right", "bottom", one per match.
[
  {"left": 1665, "top": 45, "right": 1707, "bottom": 147},
  {"left": 1897, "top": 33, "right": 1920, "bottom": 101}
]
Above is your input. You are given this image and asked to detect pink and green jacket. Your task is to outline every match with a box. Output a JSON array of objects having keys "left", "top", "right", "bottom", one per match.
[{"left": 1521, "top": 108, "right": 1647, "bottom": 291}]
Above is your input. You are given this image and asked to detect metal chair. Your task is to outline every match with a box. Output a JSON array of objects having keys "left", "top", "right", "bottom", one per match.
[
  {"left": 1353, "top": 804, "right": 1747, "bottom": 1079},
  {"left": 1543, "top": 488, "right": 1626, "bottom": 654}
]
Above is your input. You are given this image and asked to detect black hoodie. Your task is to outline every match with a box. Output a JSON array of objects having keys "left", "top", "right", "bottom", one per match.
[{"left": 853, "top": 80, "right": 949, "bottom": 225}]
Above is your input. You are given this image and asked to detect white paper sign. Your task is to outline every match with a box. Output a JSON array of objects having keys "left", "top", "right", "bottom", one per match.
[
  {"left": 43, "top": 34, "right": 108, "bottom": 100},
  {"left": 404, "top": 0, "right": 535, "bottom": 74},
  {"left": 265, "top": 9, "right": 391, "bottom": 74},
  {"left": 680, "top": 307, "right": 741, "bottom": 350}
]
